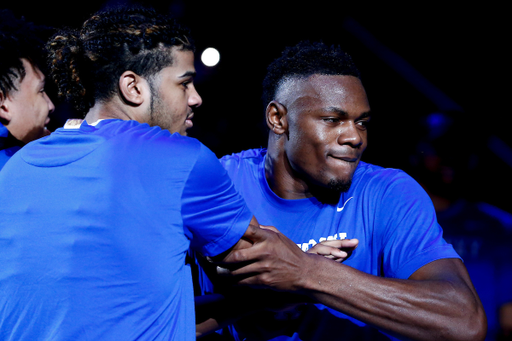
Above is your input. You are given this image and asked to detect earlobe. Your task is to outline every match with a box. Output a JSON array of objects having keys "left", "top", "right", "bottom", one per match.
[
  {"left": 0, "top": 93, "right": 12, "bottom": 124},
  {"left": 265, "top": 101, "right": 287, "bottom": 134},
  {"left": 119, "top": 71, "right": 147, "bottom": 106}
]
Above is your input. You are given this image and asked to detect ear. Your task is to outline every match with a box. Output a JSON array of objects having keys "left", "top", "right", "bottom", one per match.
[
  {"left": 118, "top": 71, "right": 148, "bottom": 106},
  {"left": 265, "top": 101, "right": 287, "bottom": 135},
  {"left": 0, "top": 92, "right": 12, "bottom": 125}
]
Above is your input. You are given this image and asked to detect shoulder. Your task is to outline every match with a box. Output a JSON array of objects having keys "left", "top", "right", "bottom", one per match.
[
  {"left": 219, "top": 148, "right": 266, "bottom": 166},
  {"left": 353, "top": 161, "right": 418, "bottom": 192},
  {"left": 351, "top": 161, "right": 432, "bottom": 218},
  {"left": 219, "top": 148, "right": 266, "bottom": 174},
  {"left": 101, "top": 120, "right": 205, "bottom": 159}
]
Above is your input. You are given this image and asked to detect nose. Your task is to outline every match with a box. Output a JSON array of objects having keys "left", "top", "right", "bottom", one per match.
[
  {"left": 189, "top": 85, "right": 202, "bottom": 108},
  {"left": 45, "top": 93, "right": 55, "bottom": 114},
  {"left": 337, "top": 121, "right": 363, "bottom": 148}
]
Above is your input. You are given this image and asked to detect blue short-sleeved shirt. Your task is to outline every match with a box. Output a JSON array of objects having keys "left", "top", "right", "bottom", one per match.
[
  {"left": 0, "top": 122, "right": 22, "bottom": 170},
  {"left": 197, "top": 148, "right": 461, "bottom": 341},
  {"left": 0, "top": 119, "right": 253, "bottom": 341}
]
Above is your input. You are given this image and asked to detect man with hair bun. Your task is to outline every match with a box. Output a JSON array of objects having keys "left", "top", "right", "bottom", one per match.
[
  {"left": 1, "top": 6, "right": 347, "bottom": 341},
  {"left": 195, "top": 41, "right": 487, "bottom": 341},
  {"left": 0, "top": 9, "right": 55, "bottom": 169}
]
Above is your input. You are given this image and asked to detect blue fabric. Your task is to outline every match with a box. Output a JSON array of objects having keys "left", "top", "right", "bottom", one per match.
[
  {"left": 0, "top": 119, "right": 252, "bottom": 341},
  {"left": 198, "top": 148, "right": 461, "bottom": 341},
  {"left": 0, "top": 122, "right": 21, "bottom": 170}
]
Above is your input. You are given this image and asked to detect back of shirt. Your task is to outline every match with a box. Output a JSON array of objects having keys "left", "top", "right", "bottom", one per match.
[{"left": 0, "top": 119, "right": 251, "bottom": 341}]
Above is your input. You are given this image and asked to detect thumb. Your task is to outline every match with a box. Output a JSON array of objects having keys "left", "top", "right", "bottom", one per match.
[
  {"left": 241, "top": 223, "right": 277, "bottom": 245},
  {"left": 259, "top": 225, "right": 280, "bottom": 233}
]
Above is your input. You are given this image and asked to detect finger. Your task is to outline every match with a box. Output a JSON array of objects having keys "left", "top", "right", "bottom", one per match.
[
  {"left": 342, "top": 238, "right": 359, "bottom": 249},
  {"left": 307, "top": 243, "right": 348, "bottom": 257},
  {"left": 221, "top": 227, "right": 292, "bottom": 265},
  {"left": 259, "top": 225, "right": 280, "bottom": 233},
  {"left": 216, "top": 266, "right": 232, "bottom": 276},
  {"left": 218, "top": 234, "right": 271, "bottom": 265},
  {"left": 317, "top": 239, "right": 359, "bottom": 250},
  {"left": 241, "top": 223, "right": 276, "bottom": 244}
]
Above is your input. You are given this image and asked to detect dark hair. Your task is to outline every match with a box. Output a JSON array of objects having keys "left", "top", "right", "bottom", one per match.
[
  {"left": 261, "top": 41, "right": 361, "bottom": 107},
  {"left": 0, "top": 10, "right": 53, "bottom": 97},
  {"left": 47, "top": 6, "right": 194, "bottom": 115}
]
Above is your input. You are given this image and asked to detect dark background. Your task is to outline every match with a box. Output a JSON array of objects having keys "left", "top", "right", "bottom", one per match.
[{"left": 3, "top": 1, "right": 510, "bottom": 212}]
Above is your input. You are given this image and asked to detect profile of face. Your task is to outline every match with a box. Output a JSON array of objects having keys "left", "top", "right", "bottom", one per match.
[
  {"left": 278, "top": 75, "right": 371, "bottom": 192},
  {"left": 147, "top": 49, "right": 202, "bottom": 136},
  {"left": 0, "top": 59, "right": 54, "bottom": 143}
]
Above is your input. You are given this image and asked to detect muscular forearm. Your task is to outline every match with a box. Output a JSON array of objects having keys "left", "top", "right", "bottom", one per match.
[
  {"left": 300, "top": 256, "right": 486, "bottom": 341},
  {"left": 216, "top": 224, "right": 486, "bottom": 340}
]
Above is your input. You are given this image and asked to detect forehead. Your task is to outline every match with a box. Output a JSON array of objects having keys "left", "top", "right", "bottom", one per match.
[
  {"left": 157, "top": 49, "right": 195, "bottom": 79},
  {"left": 276, "top": 74, "right": 370, "bottom": 113},
  {"left": 10, "top": 59, "right": 44, "bottom": 94}
]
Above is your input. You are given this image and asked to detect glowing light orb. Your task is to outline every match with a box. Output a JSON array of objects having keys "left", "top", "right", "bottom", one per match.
[{"left": 201, "top": 47, "right": 220, "bottom": 67}]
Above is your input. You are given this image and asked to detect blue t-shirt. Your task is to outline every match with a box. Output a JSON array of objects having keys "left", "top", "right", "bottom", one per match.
[
  {"left": 0, "top": 122, "right": 22, "bottom": 170},
  {"left": 0, "top": 119, "right": 253, "bottom": 341},
  {"left": 197, "top": 148, "right": 461, "bottom": 341}
]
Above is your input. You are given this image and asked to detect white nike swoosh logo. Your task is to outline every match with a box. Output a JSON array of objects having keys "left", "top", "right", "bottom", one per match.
[{"left": 337, "top": 197, "right": 354, "bottom": 212}]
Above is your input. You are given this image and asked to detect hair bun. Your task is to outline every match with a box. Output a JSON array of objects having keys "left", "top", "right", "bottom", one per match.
[{"left": 47, "top": 30, "right": 91, "bottom": 115}]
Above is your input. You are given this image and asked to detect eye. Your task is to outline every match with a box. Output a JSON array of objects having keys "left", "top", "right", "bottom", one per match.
[
  {"left": 181, "top": 80, "right": 192, "bottom": 89},
  {"left": 357, "top": 119, "right": 370, "bottom": 130},
  {"left": 322, "top": 117, "right": 340, "bottom": 123}
]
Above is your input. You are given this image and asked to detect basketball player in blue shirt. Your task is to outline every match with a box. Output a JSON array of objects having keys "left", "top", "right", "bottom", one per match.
[{"left": 196, "top": 41, "right": 486, "bottom": 341}]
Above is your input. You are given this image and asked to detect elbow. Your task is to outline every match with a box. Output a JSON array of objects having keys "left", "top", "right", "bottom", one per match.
[
  {"left": 460, "top": 311, "right": 487, "bottom": 341},
  {"left": 450, "top": 298, "right": 487, "bottom": 341}
]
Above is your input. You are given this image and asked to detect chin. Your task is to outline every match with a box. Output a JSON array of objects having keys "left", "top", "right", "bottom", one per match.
[{"left": 327, "top": 178, "right": 352, "bottom": 193}]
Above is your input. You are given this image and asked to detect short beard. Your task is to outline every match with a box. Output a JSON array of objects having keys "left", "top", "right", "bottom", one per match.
[
  {"left": 327, "top": 178, "right": 352, "bottom": 193},
  {"left": 148, "top": 78, "right": 162, "bottom": 125}
]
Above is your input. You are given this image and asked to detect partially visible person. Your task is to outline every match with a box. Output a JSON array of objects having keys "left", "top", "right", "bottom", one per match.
[
  {"left": 409, "top": 111, "right": 512, "bottom": 341},
  {"left": 500, "top": 302, "right": 512, "bottom": 341},
  {"left": 0, "top": 9, "right": 54, "bottom": 169},
  {"left": 195, "top": 41, "right": 486, "bottom": 341}
]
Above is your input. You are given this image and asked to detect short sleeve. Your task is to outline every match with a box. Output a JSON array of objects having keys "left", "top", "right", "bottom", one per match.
[
  {"left": 376, "top": 171, "right": 461, "bottom": 279},
  {"left": 181, "top": 144, "right": 253, "bottom": 257}
]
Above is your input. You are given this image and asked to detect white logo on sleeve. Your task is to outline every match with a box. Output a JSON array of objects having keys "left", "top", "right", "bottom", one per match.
[{"left": 337, "top": 197, "right": 354, "bottom": 212}]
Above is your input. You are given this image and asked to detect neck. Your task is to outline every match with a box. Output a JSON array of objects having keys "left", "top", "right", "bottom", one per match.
[
  {"left": 84, "top": 99, "right": 136, "bottom": 125},
  {"left": 265, "top": 135, "right": 341, "bottom": 204},
  {"left": 0, "top": 128, "right": 25, "bottom": 149}
]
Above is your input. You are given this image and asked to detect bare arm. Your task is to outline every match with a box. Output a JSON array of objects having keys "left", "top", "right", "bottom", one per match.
[
  {"left": 220, "top": 227, "right": 487, "bottom": 341},
  {"left": 195, "top": 220, "right": 357, "bottom": 337}
]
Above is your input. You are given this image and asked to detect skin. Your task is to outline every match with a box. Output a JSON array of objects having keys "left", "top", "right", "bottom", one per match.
[
  {"left": 500, "top": 302, "right": 512, "bottom": 338},
  {"left": 85, "top": 47, "right": 202, "bottom": 136},
  {"left": 145, "top": 49, "right": 202, "bottom": 136},
  {"left": 0, "top": 59, "right": 54, "bottom": 143},
  {"left": 199, "top": 75, "right": 487, "bottom": 341},
  {"left": 265, "top": 74, "right": 370, "bottom": 201}
]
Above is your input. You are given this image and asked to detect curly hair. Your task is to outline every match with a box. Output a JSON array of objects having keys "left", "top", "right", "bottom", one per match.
[
  {"left": 261, "top": 41, "right": 361, "bottom": 107},
  {"left": 47, "top": 6, "right": 194, "bottom": 116},
  {"left": 0, "top": 10, "right": 53, "bottom": 97}
]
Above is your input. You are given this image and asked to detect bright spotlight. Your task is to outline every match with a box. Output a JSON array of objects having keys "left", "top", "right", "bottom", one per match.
[{"left": 201, "top": 47, "right": 220, "bottom": 67}]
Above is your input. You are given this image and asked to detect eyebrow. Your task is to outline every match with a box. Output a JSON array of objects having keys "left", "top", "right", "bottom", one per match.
[
  {"left": 178, "top": 71, "right": 196, "bottom": 79},
  {"left": 36, "top": 78, "right": 46, "bottom": 90},
  {"left": 325, "top": 107, "right": 372, "bottom": 119}
]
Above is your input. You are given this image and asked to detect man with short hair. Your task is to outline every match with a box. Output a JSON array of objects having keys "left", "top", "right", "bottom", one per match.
[
  {"left": 196, "top": 41, "right": 487, "bottom": 341},
  {"left": 0, "top": 10, "right": 54, "bottom": 169}
]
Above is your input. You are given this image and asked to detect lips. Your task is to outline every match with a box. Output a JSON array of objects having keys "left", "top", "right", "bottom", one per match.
[
  {"left": 185, "top": 113, "right": 194, "bottom": 128},
  {"left": 328, "top": 155, "right": 358, "bottom": 163},
  {"left": 43, "top": 117, "right": 51, "bottom": 135}
]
